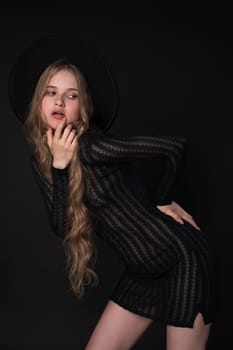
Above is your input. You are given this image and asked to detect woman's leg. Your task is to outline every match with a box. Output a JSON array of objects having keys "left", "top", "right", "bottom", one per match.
[
  {"left": 84, "top": 300, "right": 153, "bottom": 350},
  {"left": 166, "top": 312, "right": 212, "bottom": 350}
]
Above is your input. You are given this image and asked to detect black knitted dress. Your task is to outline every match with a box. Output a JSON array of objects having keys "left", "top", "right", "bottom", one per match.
[{"left": 30, "top": 125, "right": 217, "bottom": 327}]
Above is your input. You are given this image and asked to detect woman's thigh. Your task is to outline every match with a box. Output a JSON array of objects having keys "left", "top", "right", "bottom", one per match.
[
  {"left": 84, "top": 300, "right": 153, "bottom": 350},
  {"left": 166, "top": 312, "right": 212, "bottom": 350}
]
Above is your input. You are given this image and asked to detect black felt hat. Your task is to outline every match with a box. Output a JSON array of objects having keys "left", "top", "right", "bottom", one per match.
[{"left": 8, "top": 35, "right": 118, "bottom": 132}]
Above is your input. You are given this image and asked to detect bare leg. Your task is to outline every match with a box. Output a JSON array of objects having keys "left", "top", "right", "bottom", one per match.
[
  {"left": 84, "top": 300, "right": 153, "bottom": 350},
  {"left": 166, "top": 312, "right": 212, "bottom": 350}
]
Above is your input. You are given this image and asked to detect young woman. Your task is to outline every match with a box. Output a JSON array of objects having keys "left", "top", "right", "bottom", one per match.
[{"left": 9, "top": 38, "right": 217, "bottom": 350}]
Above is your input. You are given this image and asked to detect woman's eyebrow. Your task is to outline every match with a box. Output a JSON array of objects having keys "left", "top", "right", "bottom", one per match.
[{"left": 46, "top": 85, "right": 78, "bottom": 91}]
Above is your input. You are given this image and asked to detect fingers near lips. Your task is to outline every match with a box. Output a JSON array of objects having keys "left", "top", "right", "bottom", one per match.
[
  {"left": 54, "top": 118, "right": 66, "bottom": 138},
  {"left": 56, "top": 119, "right": 76, "bottom": 140},
  {"left": 59, "top": 122, "right": 77, "bottom": 144}
]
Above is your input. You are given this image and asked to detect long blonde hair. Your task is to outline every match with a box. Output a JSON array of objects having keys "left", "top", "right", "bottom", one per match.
[{"left": 24, "top": 59, "right": 98, "bottom": 298}]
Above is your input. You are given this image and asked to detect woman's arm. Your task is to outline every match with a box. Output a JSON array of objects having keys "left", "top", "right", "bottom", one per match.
[
  {"left": 29, "top": 121, "right": 80, "bottom": 239},
  {"left": 80, "top": 131, "right": 187, "bottom": 205},
  {"left": 30, "top": 154, "right": 70, "bottom": 239}
]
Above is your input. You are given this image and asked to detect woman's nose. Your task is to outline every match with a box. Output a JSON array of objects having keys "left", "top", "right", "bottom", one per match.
[{"left": 55, "top": 98, "right": 64, "bottom": 107}]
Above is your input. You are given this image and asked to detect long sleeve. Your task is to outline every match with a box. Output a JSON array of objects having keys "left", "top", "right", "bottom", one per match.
[
  {"left": 30, "top": 154, "right": 70, "bottom": 239},
  {"left": 80, "top": 131, "right": 187, "bottom": 205}
]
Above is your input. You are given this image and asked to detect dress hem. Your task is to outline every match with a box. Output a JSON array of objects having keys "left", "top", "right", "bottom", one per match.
[{"left": 110, "top": 297, "right": 214, "bottom": 328}]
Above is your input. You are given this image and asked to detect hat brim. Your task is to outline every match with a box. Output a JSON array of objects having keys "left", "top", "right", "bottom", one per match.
[{"left": 8, "top": 35, "right": 119, "bottom": 132}]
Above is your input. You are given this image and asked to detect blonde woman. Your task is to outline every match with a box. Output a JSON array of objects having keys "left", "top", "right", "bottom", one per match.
[{"left": 9, "top": 37, "right": 218, "bottom": 350}]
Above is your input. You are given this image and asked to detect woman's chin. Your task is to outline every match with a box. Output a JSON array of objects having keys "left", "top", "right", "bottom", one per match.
[{"left": 47, "top": 119, "right": 65, "bottom": 130}]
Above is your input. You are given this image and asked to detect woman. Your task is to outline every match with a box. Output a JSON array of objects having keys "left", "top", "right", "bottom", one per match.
[{"left": 9, "top": 38, "right": 217, "bottom": 350}]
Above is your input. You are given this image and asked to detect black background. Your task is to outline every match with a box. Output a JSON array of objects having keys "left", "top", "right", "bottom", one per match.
[{"left": 0, "top": 4, "right": 230, "bottom": 349}]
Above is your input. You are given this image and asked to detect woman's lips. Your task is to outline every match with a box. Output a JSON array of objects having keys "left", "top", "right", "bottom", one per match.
[{"left": 52, "top": 113, "right": 65, "bottom": 120}]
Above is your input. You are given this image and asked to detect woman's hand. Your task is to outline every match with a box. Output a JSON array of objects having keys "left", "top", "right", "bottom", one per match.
[
  {"left": 157, "top": 201, "right": 201, "bottom": 230},
  {"left": 46, "top": 118, "right": 78, "bottom": 169}
]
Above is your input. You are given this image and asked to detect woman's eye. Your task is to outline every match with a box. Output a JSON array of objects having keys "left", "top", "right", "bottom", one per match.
[
  {"left": 45, "top": 90, "right": 55, "bottom": 96},
  {"left": 44, "top": 91, "right": 78, "bottom": 99},
  {"left": 67, "top": 94, "right": 78, "bottom": 99}
]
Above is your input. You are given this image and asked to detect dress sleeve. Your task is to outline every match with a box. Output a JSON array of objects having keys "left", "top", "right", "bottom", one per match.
[
  {"left": 30, "top": 154, "right": 70, "bottom": 239},
  {"left": 80, "top": 131, "right": 187, "bottom": 205}
]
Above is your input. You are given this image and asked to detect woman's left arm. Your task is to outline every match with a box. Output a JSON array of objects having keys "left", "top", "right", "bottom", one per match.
[
  {"left": 157, "top": 200, "right": 201, "bottom": 230},
  {"left": 80, "top": 131, "right": 187, "bottom": 205}
]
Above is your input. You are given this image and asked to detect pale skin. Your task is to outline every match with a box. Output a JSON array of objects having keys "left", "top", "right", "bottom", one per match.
[{"left": 41, "top": 69, "right": 212, "bottom": 350}]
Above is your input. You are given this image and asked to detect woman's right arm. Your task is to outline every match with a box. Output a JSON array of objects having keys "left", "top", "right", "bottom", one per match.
[
  {"left": 30, "top": 154, "right": 70, "bottom": 239},
  {"left": 29, "top": 120, "right": 78, "bottom": 239}
]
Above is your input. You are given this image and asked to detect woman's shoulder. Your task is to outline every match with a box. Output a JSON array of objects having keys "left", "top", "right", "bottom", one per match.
[
  {"left": 79, "top": 123, "right": 104, "bottom": 143},
  {"left": 78, "top": 124, "right": 104, "bottom": 163}
]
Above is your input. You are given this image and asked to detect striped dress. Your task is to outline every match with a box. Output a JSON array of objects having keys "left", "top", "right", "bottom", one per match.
[{"left": 30, "top": 124, "right": 217, "bottom": 327}]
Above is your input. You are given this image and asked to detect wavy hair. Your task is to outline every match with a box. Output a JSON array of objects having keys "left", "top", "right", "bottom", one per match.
[{"left": 24, "top": 59, "right": 98, "bottom": 298}]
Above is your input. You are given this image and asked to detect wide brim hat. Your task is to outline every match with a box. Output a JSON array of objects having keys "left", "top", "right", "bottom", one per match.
[{"left": 8, "top": 35, "right": 119, "bottom": 132}]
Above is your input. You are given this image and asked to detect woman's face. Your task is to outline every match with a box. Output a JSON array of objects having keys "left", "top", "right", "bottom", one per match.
[{"left": 41, "top": 69, "right": 80, "bottom": 129}]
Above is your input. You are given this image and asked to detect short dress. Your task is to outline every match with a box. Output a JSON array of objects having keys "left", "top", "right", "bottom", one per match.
[{"left": 30, "top": 124, "right": 218, "bottom": 327}]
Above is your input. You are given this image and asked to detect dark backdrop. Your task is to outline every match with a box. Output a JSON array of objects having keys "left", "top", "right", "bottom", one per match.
[{"left": 0, "top": 4, "right": 230, "bottom": 349}]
